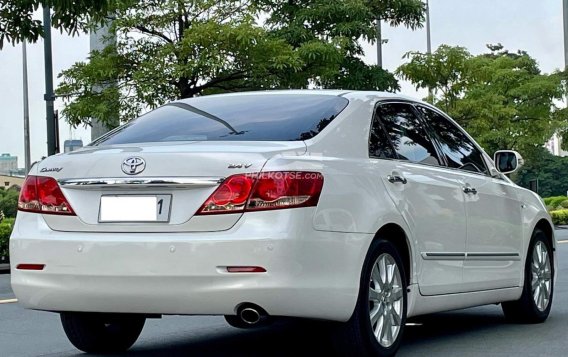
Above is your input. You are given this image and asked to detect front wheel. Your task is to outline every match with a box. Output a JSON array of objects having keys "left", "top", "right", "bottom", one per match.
[
  {"left": 60, "top": 312, "right": 146, "bottom": 353},
  {"left": 333, "top": 239, "right": 407, "bottom": 356},
  {"left": 502, "top": 228, "right": 554, "bottom": 323}
]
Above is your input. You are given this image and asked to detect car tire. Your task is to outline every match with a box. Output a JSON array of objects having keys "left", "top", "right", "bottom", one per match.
[
  {"left": 60, "top": 312, "right": 145, "bottom": 353},
  {"left": 502, "top": 228, "right": 554, "bottom": 323},
  {"left": 333, "top": 239, "right": 407, "bottom": 357}
]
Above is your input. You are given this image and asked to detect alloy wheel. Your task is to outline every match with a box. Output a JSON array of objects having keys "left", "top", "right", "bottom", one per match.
[
  {"left": 369, "top": 253, "right": 404, "bottom": 348},
  {"left": 531, "top": 241, "right": 552, "bottom": 311}
]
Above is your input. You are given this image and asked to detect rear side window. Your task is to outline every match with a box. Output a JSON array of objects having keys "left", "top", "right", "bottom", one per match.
[
  {"left": 377, "top": 103, "right": 441, "bottom": 166},
  {"left": 369, "top": 111, "right": 397, "bottom": 159},
  {"left": 93, "top": 95, "right": 349, "bottom": 145},
  {"left": 417, "top": 106, "right": 488, "bottom": 175}
]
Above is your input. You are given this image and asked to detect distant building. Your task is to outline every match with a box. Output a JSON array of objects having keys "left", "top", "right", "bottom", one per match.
[
  {"left": 545, "top": 134, "right": 568, "bottom": 157},
  {"left": 0, "top": 153, "right": 17, "bottom": 175},
  {"left": 0, "top": 175, "right": 24, "bottom": 189},
  {"left": 64, "top": 140, "right": 84, "bottom": 153}
]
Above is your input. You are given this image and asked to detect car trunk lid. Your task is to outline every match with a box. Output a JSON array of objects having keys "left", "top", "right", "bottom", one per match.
[{"left": 37, "top": 141, "right": 306, "bottom": 232}]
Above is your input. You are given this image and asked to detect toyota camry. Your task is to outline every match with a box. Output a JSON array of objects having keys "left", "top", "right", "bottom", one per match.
[{"left": 10, "top": 91, "right": 555, "bottom": 356}]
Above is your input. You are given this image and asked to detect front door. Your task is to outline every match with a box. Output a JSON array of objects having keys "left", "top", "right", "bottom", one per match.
[
  {"left": 462, "top": 174, "right": 523, "bottom": 290},
  {"left": 416, "top": 105, "right": 523, "bottom": 291}
]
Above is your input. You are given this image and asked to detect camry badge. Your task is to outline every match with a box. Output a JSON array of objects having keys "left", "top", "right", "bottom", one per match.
[
  {"left": 122, "top": 157, "right": 146, "bottom": 175},
  {"left": 228, "top": 163, "right": 253, "bottom": 169}
]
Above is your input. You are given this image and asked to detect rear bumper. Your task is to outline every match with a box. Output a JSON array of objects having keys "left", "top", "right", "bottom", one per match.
[{"left": 10, "top": 211, "right": 372, "bottom": 322}]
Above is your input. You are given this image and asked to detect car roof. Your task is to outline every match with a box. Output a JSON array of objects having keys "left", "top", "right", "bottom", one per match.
[
  {"left": 341, "top": 90, "right": 421, "bottom": 103},
  {"left": 175, "top": 89, "right": 424, "bottom": 104}
]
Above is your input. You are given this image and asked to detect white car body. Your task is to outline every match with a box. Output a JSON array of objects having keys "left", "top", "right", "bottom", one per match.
[{"left": 10, "top": 90, "right": 555, "bottom": 324}]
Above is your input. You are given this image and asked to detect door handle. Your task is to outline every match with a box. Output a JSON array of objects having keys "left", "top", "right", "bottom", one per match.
[
  {"left": 387, "top": 175, "right": 407, "bottom": 184},
  {"left": 463, "top": 186, "right": 478, "bottom": 195}
]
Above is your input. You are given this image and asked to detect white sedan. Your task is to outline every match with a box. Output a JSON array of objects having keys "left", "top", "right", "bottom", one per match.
[{"left": 10, "top": 91, "right": 555, "bottom": 356}]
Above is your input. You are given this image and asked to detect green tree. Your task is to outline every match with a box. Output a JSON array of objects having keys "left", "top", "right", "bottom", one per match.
[
  {"left": 55, "top": 0, "right": 425, "bottom": 128},
  {"left": 514, "top": 147, "right": 568, "bottom": 198},
  {"left": 0, "top": 0, "right": 112, "bottom": 49},
  {"left": 397, "top": 44, "right": 565, "bottom": 158},
  {"left": 259, "top": 0, "right": 424, "bottom": 90},
  {"left": 396, "top": 45, "right": 471, "bottom": 110}
]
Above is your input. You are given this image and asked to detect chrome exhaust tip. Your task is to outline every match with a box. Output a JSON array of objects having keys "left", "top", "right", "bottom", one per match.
[{"left": 239, "top": 307, "right": 261, "bottom": 325}]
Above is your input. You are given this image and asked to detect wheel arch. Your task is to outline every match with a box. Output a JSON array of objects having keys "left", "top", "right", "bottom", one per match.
[
  {"left": 534, "top": 218, "right": 555, "bottom": 253},
  {"left": 529, "top": 218, "right": 556, "bottom": 285},
  {"left": 372, "top": 223, "right": 413, "bottom": 286}
]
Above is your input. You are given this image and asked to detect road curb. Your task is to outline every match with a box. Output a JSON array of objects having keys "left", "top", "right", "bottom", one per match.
[{"left": 0, "top": 264, "right": 10, "bottom": 274}]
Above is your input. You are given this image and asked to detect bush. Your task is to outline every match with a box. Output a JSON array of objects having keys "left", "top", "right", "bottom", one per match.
[
  {"left": 550, "top": 210, "right": 568, "bottom": 225},
  {"left": 560, "top": 200, "right": 568, "bottom": 209},
  {"left": 0, "top": 218, "right": 14, "bottom": 263},
  {"left": 0, "top": 189, "right": 19, "bottom": 218},
  {"left": 544, "top": 196, "right": 568, "bottom": 209},
  {"left": 543, "top": 197, "right": 553, "bottom": 205}
]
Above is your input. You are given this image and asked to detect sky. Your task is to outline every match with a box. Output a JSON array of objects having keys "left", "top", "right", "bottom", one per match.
[{"left": 0, "top": 0, "right": 565, "bottom": 167}]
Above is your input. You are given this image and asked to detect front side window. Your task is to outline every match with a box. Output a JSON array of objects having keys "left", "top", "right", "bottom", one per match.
[
  {"left": 377, "top": 103, "right": 441, "bottom": 166},
  {"left": 92, "top": 94, "right": 349, "bottom": 145},
  {"left": 417, "top": 106, "right": 488, "bottom": 175}
]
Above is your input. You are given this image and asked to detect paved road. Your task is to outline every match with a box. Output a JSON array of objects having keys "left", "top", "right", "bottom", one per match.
[{"left": 1, "top": 231, "right": 567, "bottom": 357}]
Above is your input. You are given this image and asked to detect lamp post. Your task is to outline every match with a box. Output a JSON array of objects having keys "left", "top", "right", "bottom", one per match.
[
  {"left": 564, "top": 0, "right": 568, "bottom": 72},
  {"left": 43, "top": 6, "right": 57, "bottom": 156},
  {"left": 426, "top": 0, "right": 432, "bottom": 55},
  {"left": 376, "top": 18, "right": 383, "bottom": 68},
  {"left": 22, "top": 41, "right": 31, "bottom": 173},
  {"left": 426, "top": 0, "right": 433, "bottom": 102},
  {"left": 90, "top": 20, "right": 118, "bottom": 140},
  {"left": 563, "top": 0, "right": 568, "bottom": 105}
]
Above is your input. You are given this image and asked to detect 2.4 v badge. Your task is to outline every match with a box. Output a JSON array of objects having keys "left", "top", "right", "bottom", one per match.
[{"left": 122, "top": 157, "right": 146, "bottom": 175}]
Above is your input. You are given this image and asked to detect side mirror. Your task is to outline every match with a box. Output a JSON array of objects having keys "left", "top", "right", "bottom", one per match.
[{"left": 494, "top": 150, "right": 524, "bottom": 174}]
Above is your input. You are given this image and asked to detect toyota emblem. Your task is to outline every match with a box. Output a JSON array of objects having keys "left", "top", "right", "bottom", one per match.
[{"left": 122, "top": 157, "right": 146, "bottom": 175}]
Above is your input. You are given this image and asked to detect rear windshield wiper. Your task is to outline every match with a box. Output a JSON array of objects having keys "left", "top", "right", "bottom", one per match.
[{"left": 166, "top": 102, "right": 244, "bottom": 135}]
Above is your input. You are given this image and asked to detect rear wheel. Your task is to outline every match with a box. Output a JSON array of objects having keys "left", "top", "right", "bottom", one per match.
[
  {"left": 502, "top": 229, "right": 554, "bottom": 323},
  {"left": 60, "top": 312, "right": 145, "bottom": 353},
  {"left": 333, "top": 239, "right": 407, "bottom": 356}
]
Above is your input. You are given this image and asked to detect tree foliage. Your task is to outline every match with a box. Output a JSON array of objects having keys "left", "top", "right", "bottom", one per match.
[
  {"left": 0, "top": 0, "right": 112, "bottom": 49},
  {"left": 0, "top": 218, "right": 14, "bottom": 261},
  {"left": 0, "top": 187, "right": 18, "bottom": 218},
  {"left": 259, "top": 0, "right": 424, "bottom": 90},
  {"left": 397, "top": 45, "right": 471, "bottom": 108},
  {"left": 514, "top": 147, "right": 568, "bottom": 198},
  {"left": 54, "top": 0, "right": 425, "bottom": 128},
  {"left": 396, "top": 44, "right": 566, "bottom": 158}
]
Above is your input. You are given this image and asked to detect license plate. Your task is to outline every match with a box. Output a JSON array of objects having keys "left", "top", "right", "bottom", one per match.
[{"left": 99, "top": 195, "right": 172, "bottom": 223}]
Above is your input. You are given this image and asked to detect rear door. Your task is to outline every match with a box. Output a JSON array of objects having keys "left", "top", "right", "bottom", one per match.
[
  {"left": 369, "top": 102, "right": 468, "bottom": 295},
  {"left": 417, "top": 105, "right": 523, "bottom": 291}
]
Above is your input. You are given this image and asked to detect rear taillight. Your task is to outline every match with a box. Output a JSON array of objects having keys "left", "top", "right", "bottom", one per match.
[
  {"left": 247, "top": 172, "right": 324, "bottom": 211},
  {"left": 196, "top": 171, "right": 324, "bottom": 215},
  {"left": 197, "top": 174, "right": 256, "bottom": 214},
  {"left": 18, "top": 175, "right": 75, "bottom": 215}
]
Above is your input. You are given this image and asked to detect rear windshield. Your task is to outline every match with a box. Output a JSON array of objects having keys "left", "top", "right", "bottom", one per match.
[{"left": 92, "top": 94, "right": 349, "bottom": 145}]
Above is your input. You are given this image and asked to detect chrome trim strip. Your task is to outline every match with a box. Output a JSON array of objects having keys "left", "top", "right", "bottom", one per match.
[
  {"left": 466, "top": 252, "right": 520, "bottom": 261},
  {"left": 421, "top": 252, "right": 520, "bottom": 261},
  {"left": 59, "top": 177, "right": 224, "bottom": 189},
  {"left": 421, "top": 252, "right": 465, "bottom": 261}
]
